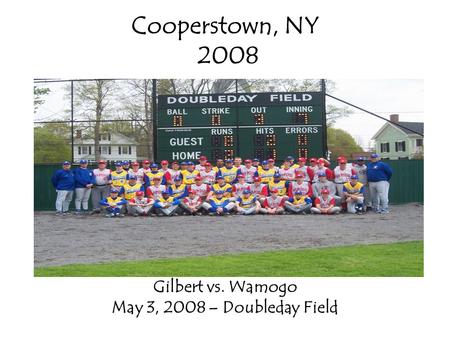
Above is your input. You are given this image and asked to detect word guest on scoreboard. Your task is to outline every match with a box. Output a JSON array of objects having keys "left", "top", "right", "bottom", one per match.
[{"left": 156, "top": 92, "right": 326, "bottom": 162}]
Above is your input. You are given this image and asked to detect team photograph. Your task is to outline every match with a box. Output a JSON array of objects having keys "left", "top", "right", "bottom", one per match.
[{"left": 34, "top": 79, "right": 423, "bottom": 277}]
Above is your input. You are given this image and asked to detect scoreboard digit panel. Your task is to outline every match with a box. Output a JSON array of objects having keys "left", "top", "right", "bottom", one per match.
[{"left": 156, "top": 92, "right": 326, "bottom": 162}]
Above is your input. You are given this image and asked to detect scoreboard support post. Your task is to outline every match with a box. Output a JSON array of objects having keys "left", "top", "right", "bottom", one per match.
[
  {"left": 320, "top": 79, "right": 328, "bottom": 159},
  {"left": 152, "top": 79, "right": 158, "bottom": 162}
]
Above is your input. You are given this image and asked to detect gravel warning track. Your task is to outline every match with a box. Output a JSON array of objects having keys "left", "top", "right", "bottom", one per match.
[{"left": 34, "top": 203, "right": 423, "bottom": 267}]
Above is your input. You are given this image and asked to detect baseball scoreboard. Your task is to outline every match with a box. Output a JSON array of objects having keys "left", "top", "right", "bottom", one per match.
[{"left": 156, "top": 92, "right": 326, "bottom": 162}]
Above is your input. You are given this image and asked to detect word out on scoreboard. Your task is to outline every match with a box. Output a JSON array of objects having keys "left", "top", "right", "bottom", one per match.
[{"left": 156, "top": 92, "right": 326, "bottom": 162}]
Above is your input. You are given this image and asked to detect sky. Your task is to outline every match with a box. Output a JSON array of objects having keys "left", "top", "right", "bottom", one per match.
[{"left": 34, "top": 79, "right": 424, "bottom": 150}]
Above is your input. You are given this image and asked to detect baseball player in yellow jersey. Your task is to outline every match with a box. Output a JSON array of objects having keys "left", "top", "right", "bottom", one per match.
[
  {"left": 168, "top": 176, "right": 189, "bottom": 199},
  {"left": 119, "top": 175, "right": 145, "bottom": 213},
  {"left": 343, "top": 175, "right": 365, "bottom": 214},
  {"left": 208, "top": 175, "right": 233, "bottom": 200},
  {"left": 235, "top": 189, "right": 261, "bottom": 215},
  {"left": 202, "top": 190, "right": 235, "bottom": 216},
  {"left": 268, "top": 172, "right": 290, "bottom": 198},
  {"left": 144, "top": 163, "right": 166, "bottom": 186},
  {"left": 212, "top": 158, "right": 225, "bottom": 173},
  {"left": 220, "top": 159, "right": 239, "bottom": 184},
  {"left": 258, "top": 160, "right": 276, "bottom": 184},
  {"left": 267, "top": 158, "right": 279, "bottom": 171},
  {"left": 109, "top": 162, "right": 128, "bottom": 190},
  {"left": 99, "top": 188, "right": 127, "bottom": 217},
  {"left": 180, "top": 161, "right": 200, "bottom": 185},
  {"left": 153, "top": 189, "right": 181, "bottom": 216},
  {"left": 284, "top": 190, "right": 313, "bottom": 214}
]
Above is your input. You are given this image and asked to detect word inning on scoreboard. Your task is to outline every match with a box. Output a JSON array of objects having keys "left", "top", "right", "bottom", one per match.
[{"left": 156, "top": 92, "right": 326, "bottom": 162}]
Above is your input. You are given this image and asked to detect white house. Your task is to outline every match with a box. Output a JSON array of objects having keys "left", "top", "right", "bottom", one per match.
[
  {"left": 372, "top": 114, "right": 424, "bottom": 160},
  {"left": 73, "top": 131, "right": 138, "bottom": 162}
]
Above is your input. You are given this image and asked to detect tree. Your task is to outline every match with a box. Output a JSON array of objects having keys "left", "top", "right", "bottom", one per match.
[
  {"left": 34, "top": 126, "right": 71, "bottom": 163},
  {"left": 73, "top": 80, "right": 117, "bottom": 161},
  {"left": 327, "top": 127, "right": 363, "bottom": 160},
  {"left": 34, "top": 86, "right": 50, "bottom": 113}
]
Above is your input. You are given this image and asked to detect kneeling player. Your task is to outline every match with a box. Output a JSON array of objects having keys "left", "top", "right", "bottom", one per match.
[
  {"left": 235, "top": 189, "right": 261, "bottom": 215},
  {"left": 202, "top": 190, "right": 235, "bottom": 216},
  {"left": 311, "top": 189, "right": 341, "bottom": 215},
  {"left": 284, "top": 191, "right": 312, "bottom": 214},
  {"left": 180, "top": 188, "right": 203, "bottom": 215},
  {"left": 343, "top": 175, "right": 365, "bottom": 214},
  {"left": 153, "top": 190, "right": 181, "bottom": 216},
  {"left": 128, "top": 191, "right": 154, "bottom": 216},
  {"left": 260, "top": 189, "right": 285, "bottom": 215},
  {"left": 99, "top": 188, "right": 127, "bottom": 217}
]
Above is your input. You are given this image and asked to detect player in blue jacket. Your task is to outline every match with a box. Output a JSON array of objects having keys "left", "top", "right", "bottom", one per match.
[
  {"left": 99, "top": 188, "right": 128, "bottom": 217},
  {"left": 367, "top": 154, "right": 393, "bottom": 213},
  {"left": 73, "top": 159, "right": 95, "bottom": 214},
  {"left": 153, "top": 190, "right": 181, "bottom": 216},
  {"left": 51, "top": 161, "right": 75, "bottom": 215}
]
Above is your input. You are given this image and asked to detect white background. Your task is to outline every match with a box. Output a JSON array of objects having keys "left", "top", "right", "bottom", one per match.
[{"left": 0, "top": 0, "right": 448, "bottom": 337}]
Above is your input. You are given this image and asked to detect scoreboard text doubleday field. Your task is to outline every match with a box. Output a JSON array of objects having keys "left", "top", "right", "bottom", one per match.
[{"left": 156, "top": 92, "right": 326, "bottom": 162}]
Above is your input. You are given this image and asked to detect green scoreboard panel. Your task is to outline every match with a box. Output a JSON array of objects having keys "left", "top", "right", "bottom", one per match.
[{"left": 156, "top": 92, "right": 326, "bottom": 162}]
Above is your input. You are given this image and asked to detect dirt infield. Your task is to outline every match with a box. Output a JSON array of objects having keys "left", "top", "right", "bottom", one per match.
[{"left": 34, "top": 203, "right": 423, "bottom": 267}]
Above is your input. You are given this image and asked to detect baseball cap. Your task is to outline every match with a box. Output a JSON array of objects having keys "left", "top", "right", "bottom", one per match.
[
  {"left": 115, "top": 161, "right": 123, "bottom": 166},
  {"left": 339, "top": 159, "right": 347, "bottom": 164},
  {"left": 174, "top": 176, "right": 182, "bottom": 181},
  {"left": 261, "top": 160, "right": 269, "bottom": 165},
  {"left": 273, "top": 173, "right": 281, "bottom": 178},
  {"left": 370, "top": 153, "right": 379, "bottom": 158},
  {"left": 79, "top": 159, "right": 87, "bottom": 164},
  {"left": 110, "top": 188, "right": 119, "bottom": 193},
  {"left": 205, "top": 162, "right": 212, "bottom": 166},
  {"left": 253, "top": 158, "right": 260, "bottom": 162},
  {"left": 294, "top": 190, "right": 303, "bottom": 195},
  {"left": 132, "top": 162, "right": 139, "bottom": 166},
  {"left": 180, "top": 161, "right": 188, "bottom": 165},
  {"left": 243, "top": 189, "right": 251, "bottom": 194},
  {"left": 216, "top": 175, "right": 224, "bottom": 180},
  {"left": 295, "top": 172, "right": 305, "bottom": 178},
  {"left": 199, "top": 155, "right": 207, "bottom": 161},
  {"left": 187, "top": 161, "right": 195, "bottom": 165},
  {"left": 63, "top": 161, "right": 71, "bottom": 165},
  {"left": 309, "top": 158, "right": 317, "bottom": 163},
  {"left": 161, "top": 160, "right": 169, "bottom": 165},
  {"left": 268, "top": 158, "right": 275, "bottom": 163},
  {"left": 188, "top": 188, "right": 195, "bottom": 194},
  {"left": 357, "top": 157, "right": 365, "bottom": 161},
  {"left": 351, "top": 175, "right": 359, "bottom": 179},
  {"left": 171, "top": 161, "right": 179, "bottom": 165},
  {"left": 136, "top": 191, "right": 144, "bottom": 196},
  {"left": 254, "top": 177, "right": 261, "bottom": 182},
  {"left": 317, "top": 159, "right": 325, "bottom": 165},
  {"left": 128, "top": 175, "right": 137, "bottom": 180},
  {"left": 237, "top": 174, "right": 245, "bottom": 178},
  {"left": 298, "top": 157, "right": 307, "bottom": 163},
  {"left": 98, "top": 160, "right": 106, "bottom": 164},
  {"left": 195, "top": 175, "right": 202, "bottom": 181},
  {"left": 321, "top": 189, "right": 330, "bottom": 194},
  {"left": 244, "top": 159, "right": 252, "bottom": 163},
  {"left": 122, "top": 160, "right": 129, "bottom": 165},
  {"left": 150, "top": 163, "right": 159, "bottom": 168},
  {"left": 285, "top": 156, "right": 294, "bottom": 161},
  {"left": 318, "top": 172, "right": 326, "bottom": 177},
  {"left": 143, "top": 160, "right": 150, "bottom": 164},
  {"left": 271, "top": 188, "right": 279, "bottom": 194},
  {"left": 162, "top": 189, "right": 170, "bottom": 195},
  {"left": 225, "top": 159, "right": 233, "bottom": 163}
]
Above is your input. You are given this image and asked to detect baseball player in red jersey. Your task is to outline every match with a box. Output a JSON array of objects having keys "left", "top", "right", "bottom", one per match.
[
  {"left": 311, "top": 158, "right": 334, "bottom": 182},
  {"left": 200, "top": 162, "right": 217, "bottom": 185},
  {"left": 232, "top": 174, "right": 252, "bottom": 198},
  {"left": 128, "top": 161, "right": 145, "bottom": 184},
  {"left": 250, "top": 176, "right": 268, "bottom": 204},
  {"left": 237, "top": 159, "right": 258, "bottom": 183},
  {"left": 190, "top": 175, "right": 211, "bottom": 200},
  {"left": 288, "top": 172, "right": 313, "bottom": 198},
  {"left": 165, "top": 161, "right": 181, "bottom": 186},
  {"left": 128, "top": 191, "right": 154, "bottom": 216},
  {"left": 146, "top": 176, "right": 166, "bottom": 200},
  {"left": 233, "top": 157, "right": 245, "bottom": 171},
  {"left": 334, "top": 158, "right": 357, "bottom": 198},
  {"left": 278, "top": 158, "right": 296, "bottom": 181},
  {"left": 311, "top": 189, "right": 341, "bottom": 214},
  {"left": 138, "top": 159, "right": 151, "bottom": 177},
  {"left": 180, "top": 188, "right": 203, "bottom": 215},
  {"left": 267, "top": 158, "right": 279, "bottom": 171},
  {"left": 195, "top": 155, "right": 208, "bottom": 172},
  {"left": 294, "top": 157, "right": 314, "bottom": 182},
  {"left": 260, "top": 189, "right": 285, "bottom": 215},
  {"left": 159, "top": 160, "right": 170, "bottom": 175}
]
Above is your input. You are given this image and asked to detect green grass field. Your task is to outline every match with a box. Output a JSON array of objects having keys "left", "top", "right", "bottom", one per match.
[{"left": 34, "top": 241, "right": 423, "bottom": 277}]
